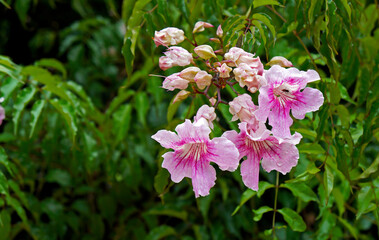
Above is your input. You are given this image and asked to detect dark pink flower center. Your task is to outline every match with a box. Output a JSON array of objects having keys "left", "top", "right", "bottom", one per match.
[
  {"left": 179, "top": 142, "right": 208, "bottom": 162},
  {"left": 244, "top": 138, "right": 281, "bottom": 165},
  {"left": 272, "top": 82, "right": 299, "bottom": 106}
]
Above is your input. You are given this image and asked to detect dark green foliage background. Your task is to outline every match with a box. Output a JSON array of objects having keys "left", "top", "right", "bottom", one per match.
[{"left": 0, "top": 0, "right": 378, "bottom": 239}]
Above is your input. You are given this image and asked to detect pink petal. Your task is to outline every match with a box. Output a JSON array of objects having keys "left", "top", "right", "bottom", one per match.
[
  {"left": 291, "top": 87, "right": 324, "bottom": 119},
  {"left": 175, "top": 119, "right": 210, "bottom": 141},
  {"left": 0, "top": 106, "right": 4, "bottom": 125},
  {"left": 207, "top": 137, "right": 240, "bottom": 171},
  {"left": 261, "top": 142, "right": 299, "bottom": 174},
  {"left": 268, "top": 103, "right": 293, "bottom": 139},
  {"left": 255, "top": 85, "right": 271, "bottom": 122},
  {"left": 151, "top": 130, "right": 181, "bottom": 149},
  {"left": 263, "top": 65, "right": 284, "bottom": 85},
  {"left": 192, "top": 160, "right": 216, "bottom": 197},
  {"left": 222, "top": 130, "right": 249, "bottom": 159},
  {"left": 162, "top": 152, "right": 192, "bottom": 183},
  {"left": 305, "top": 69, "right": 321, "bottom": 83},
  {"left": 241, "top": 153, "right": 260, "bottom": 191}
]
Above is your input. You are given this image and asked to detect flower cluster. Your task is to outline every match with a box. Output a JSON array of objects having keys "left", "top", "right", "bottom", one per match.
[{"left": 152, "top": 22, "right": 324, "bottom": 197}]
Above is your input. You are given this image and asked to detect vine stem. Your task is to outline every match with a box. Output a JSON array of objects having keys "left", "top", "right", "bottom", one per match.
[{"left": 272, "top": 171, "right": 279, "bottom": 238}]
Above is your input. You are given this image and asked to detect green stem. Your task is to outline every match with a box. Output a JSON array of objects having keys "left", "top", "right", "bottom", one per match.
[{"left": 272, "top": 171, "right": 279, "bottom": 238}]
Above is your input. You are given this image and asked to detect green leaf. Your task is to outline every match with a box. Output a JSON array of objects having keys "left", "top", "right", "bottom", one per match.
[
  {"left": 257, "top": 181, "right": 274, "bottom": 198},
  {"left": 146, "top": 206, "right": 188, "bottom": 220},
  {"left": 29, "top": 99, "right": 46, "bottom": 138},
  {"left": 308, "top": 0, "right": 318, "bottom": 24},
  {"left": 252, "top": 13, "right": 276, "bottom": 38},
  {"left": 106, "top": 89, "right": 135, "bottom": 117},
  {"left": 329, "top": 84, "right": 341, "bottom": 104},
  {"left": 335, "top": 138, "right": 350, "bottom": 182},
  {"left": 298, "top": 143, "right": 325, "bottom": 154},
  {"left": 12, "top": 86, "right": 37, "bottom": 134},
  {"left": 135, "top": 92, "right": 149, "bottom": 126},
  {"left": 252, "top": 20, "right": 266, "bottom": 45},
  {"left": 0, "top": 171, "right": 8, "bottom": 196},
  {"left": 0, "top": 210, "right": 11, "bottom": 240},
  {"left": 154, "top": 167, "right": 170, "bottom": 194},
  {"left": 0, "top": 77, "right": 21, "bottom": 102},
  {"left": 232, "top": 189, "right": 257, "bottom": 216},
  {"left": 355, "top": 155, "right": 379, "bottom": 180},
  {"left": 35, "top": 58, "right": 67, "bottom": 79},
  {"left": 336, "top": 105, "right": 350, "bottom": 128},
  {"left": 122, "top": 38, "right": 134, "bottom": 79},
  {"left": 323, "top": 164, "right": 334, "bottom": 203},
  {"left": 278, "top": 208, "right": 306, "bottom": 232},
  {"left": 0, "top": 147, "right": 14, "bottom": 177},
  {"left": 332, "top": 188, "right": 346, "bottom": 216},
  {"left": 356, "top": 186, "right": 374, "bottom": 220},
  {"left": 337, "top": 215, "right": 358, "bottom": 239},
  {"left": 112, "top": 104, "right": 132, "bottom": 144},
  {"left": 338, "top": 82, "right": 355, "bottom": 104},
  {"left": 252, "top": 206, "right": 273, "bottom": 221},
  {"left": 145, "top": 225, "right": 176, "bottom": 240},
  {"left": 282, "top": 181, "right": 318, "bottom": 203},
  {"left": 122, "top": 0, "right": 151, "bottom": 79},
  {"left": 253, "top": 0, "right": 280, "bottom": 8},
  {"left": 45, "top": 169, "right": 72, "bottom": 187},
  {"left": 49, "top": 98, "right": 78, "bottom": 144},
  {"left": 14, "top": 0, "right": 31, "bottom": 27},
  {"left": 340, "top": 0, "right": 351, "bottom": 20},
  {"left": 22, "top": 66, "right": 72, "bottom": 103},
  {"left": 166, "top": 95, "right": 182, "bottom": 123},
  {"left": 5, "top": 195, "right": 29, "bottom": 227},
  {"left": 0, "top": 0, "right": 11, "bottom": 9},
  {"left": 8, "top": 180, "right": 29, "bottom": 209}
]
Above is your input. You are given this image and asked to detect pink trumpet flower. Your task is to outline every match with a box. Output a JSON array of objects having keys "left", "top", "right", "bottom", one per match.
[
  {"left": 223, "top": 122, "right": 302, "bottom": 190},
  {"left": 255, "top": 65, "right": 324, "bottom": 139},
  {"left": 152, "top": 118, "right": 239, "bottom": 197}
]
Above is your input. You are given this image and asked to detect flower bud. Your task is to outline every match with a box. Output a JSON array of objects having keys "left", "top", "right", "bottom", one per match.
[
  {"left": 210, "top": 38, "right": 221, "bottom": 44},
  {"left": 209, "top": 97, "right": 216, "bottom": 106},
  {"left": 233, "top": 63, "right": 267, "bottom": 93},
  {"left": 154, "top": 27, "right": 185, "bottom": 47},
  {"left": 217, "top": 25, "right": 223, "bottom": 38},
  {"left": 173, "top": 90, "right": 191, "bottom": 103},
  {"left": 229, "top": 94, "right": 258, "bottom": 124},
  {"left": 193, "top": 21, "right": 214, "bottom": 33},
  {"left": 159, "top": 56, "right": 174, "bottom": 71},
  {"left": 162, "top": 73, "right": 189, "bottom": 91},
  {"left": 267, "top": 56, "right": 293, "bottom": 67},
  {"left": 194, "top": 105, "right": 216, "bottom": 129},
  {"left": 194, "top": 70, "right": 212, "bottom": 89},
  {"left": 217, "top": 63, "right": 232, "bottom": 78},
  {"left": 179, "top": 67, "right": 201, "bottom": 82},
  {"left": 194, "top": 45, "right": 217, "bottom": 60},
  {"left": 159, "top": 47, "right": 193, "bottom": 70}
]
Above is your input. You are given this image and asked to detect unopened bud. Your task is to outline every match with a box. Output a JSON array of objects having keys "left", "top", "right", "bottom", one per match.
[
  {"left": 180, "top": 67, "right": 201, "bottom": 82},
  {"left": 210, "top": 38, "right": 221, "bottom": 44},
  {"left": 173, "top": 90, "right": 191, "bottom": 103},
  {"left": 209, "top": 97, "right": 217, "bottom": 106},
  {"left": 267, "top": 56, "right": 293, "bottom": 67},
  {"left": 217, "top": 25, "right": 223, "bottom": 38},
  {"left": 194, "top": 45, "right": 217, "bottom": 59},
  {"left": 217, "top": 63, "right": 232, "bottom": 78},
  {"left": 162, "top": 73, "right": 189, "bottom": 91},
  {"left": 153, "top": 27, "right": 185, "bottom": 47},
  {"left": 193, "top": 21, "right": 214, "bottom": 33},
  {"left": 194, "top": 70, "right": 212, "bottom": 89}
]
